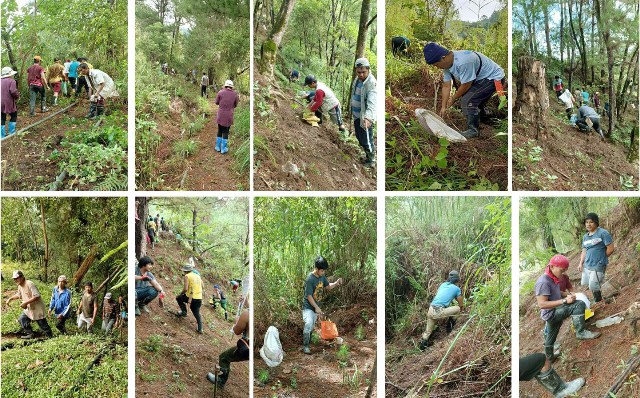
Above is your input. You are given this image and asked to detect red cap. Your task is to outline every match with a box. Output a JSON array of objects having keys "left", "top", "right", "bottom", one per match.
[{"left": 548, "top": 254, "right": 569, "bottom": 269}]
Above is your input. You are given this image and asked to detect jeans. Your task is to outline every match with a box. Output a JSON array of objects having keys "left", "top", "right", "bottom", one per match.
[
  {"left": 201, "top": 85, "right": 207, "bottom": 97},
  {"left": 29, "top": 85, "right": 46, "bottom": 113},
  {"left": 422, "top": 305, "right": 461, "bottom": 340},
  {"left": 576, "top": 117, "right": 601, "bottom": 133},
  {"left": 354, "top": 118, "right": 375, "bottom": 153},
  {"left": 302, "top": 308, "right": 317, "bottom": 342},
  {"left": 18, "top": 312, "right": 52, "bottom": 337},
  {"left": 581, "top": 268, "right": 605, "bottom": 291},
  {"left": 543, "top": 301, "right": 586, "bottom": 358},
  {"left": 76, "top": 76, "right": 89, "bottom": 96},
  {"left": 136, "top": 286, "right": 159, "bottom": 305},
  {"left": 461, "top": 78, "right": 501, "bottom": 116},
  {"left": 102, "top": 318, "right": 115, "bottom": 333},
  {"left": 217, "top": 338, "right": 249, "bottom": 385},
  {"left": 177, "top": 294, "right": 203, "bottom": 332},
  {"left": 68, "top": 76, "right": 77, "bottom": 92}
]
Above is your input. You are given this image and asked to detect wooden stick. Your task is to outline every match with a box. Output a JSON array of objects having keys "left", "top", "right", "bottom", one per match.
[
  {"left": 1, "top": 101, "right": 79, "bottom": 140},
  {"left": 603, "top": 354, "right": 640, "bottom": 398}
]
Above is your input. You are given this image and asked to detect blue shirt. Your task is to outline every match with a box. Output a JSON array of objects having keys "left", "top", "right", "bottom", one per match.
[
  {"left": 443, "top": 51, "right": 505, "bottom": 84},
  {"left": 351, "top": 79, "right": 363, "bottom": 118},
  {"left": 431, "top": 282, "right": 461, "bottom": 307},
  {"left": 583, "top": 227, "right": 613, "bottom": 272},
  {"left": 581, "top": 91, "right": 589, "bottom": 103},
  {"left": 69, "top": 61, "right": 80, "bottom": 78},
  {"left": 49, "top": 287, "right": 72, "bottom": 317}
]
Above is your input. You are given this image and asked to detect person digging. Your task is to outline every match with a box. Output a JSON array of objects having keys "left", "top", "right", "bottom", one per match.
[
  {"left": 520, "top": 352, "right": 585, "bottom": 398},
  {"left": 578, "top": 212, "right": 614, "bottom": 306},
  {"left": 419, "top": 270, "right": 463, "bottom": 350},
  {"left": 535, "top": 254, "right": 600, "bottom": 367},
  {"left": 423, "top": 42, "right": 506, "bottom": 138},
  {"left": 302, "top": 256, "right": 344, "bottom": 354},
  {"left": 77, "top": 63, "right": 118, "bottom": 119},
  {"left": 350, "top": 57, "right": 377, "bottom": 168},
  {"left": 175, "top": 262, "right": 204, "bottom": 334},
  {"left": 304, "top": 75, "right": 348, "bottom": 135},
  {"left": 210, "top": 284, "right": 229, "bottom": 321},
  {"left": 5, "top": 270, "right": 53, "bottom": 339}
]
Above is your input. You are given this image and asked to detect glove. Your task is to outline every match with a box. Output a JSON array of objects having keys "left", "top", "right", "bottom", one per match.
[{"left": 90, "top": 95, "right": 96, "bottom": 102}]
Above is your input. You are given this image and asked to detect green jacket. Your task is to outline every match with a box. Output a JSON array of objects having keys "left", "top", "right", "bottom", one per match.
[{"left": 350, "top": 72, "right": 377, "bottom": 129}]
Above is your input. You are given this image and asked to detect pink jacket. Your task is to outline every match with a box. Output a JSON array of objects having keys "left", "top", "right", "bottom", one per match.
[{"left": 215, "top": 88, "right": 239, "bottom": 127}]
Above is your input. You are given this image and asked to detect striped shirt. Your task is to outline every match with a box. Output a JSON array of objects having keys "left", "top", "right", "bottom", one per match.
[{"left": 351, "top": 80, "right": 364, "bottom": 119}]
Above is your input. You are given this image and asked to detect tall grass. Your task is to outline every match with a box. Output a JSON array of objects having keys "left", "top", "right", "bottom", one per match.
[{"left": 232, "top": 105, "right": 251, "bottom": 178}]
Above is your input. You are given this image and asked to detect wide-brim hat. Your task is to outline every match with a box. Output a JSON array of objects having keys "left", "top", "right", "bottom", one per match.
[
  {"left": 224, "top": 79, "right": 234, "bottom": 88},
  {"left": 1, "top": 67, "right": 17, "bottom": 78},
  {"left": 182, "top": 264, "right": 194, "bottom": 272}
]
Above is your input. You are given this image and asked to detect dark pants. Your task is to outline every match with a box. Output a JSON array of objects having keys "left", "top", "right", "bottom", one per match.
[
  {"left": 217, "top": 124, "right": 230, "bottom": 139},
  {"left": 55, "top": 315, "right": 69, "bottom": 333},
  {"left": 519, "top": 353, "right": 545, "bottom": 381},
  {"left": 177, "top": 294, "right": 202, "bottom": 332},
  {"left": 2, "top": 112, "right": 18, "bottom": 124},
  {"left": 565, "top": 108, "right": 572, "bottom": 120},
  {"left": 354, "top": 118, "right": 375, "bottom": 153},
  {"left": 217, "top": 338, "right": 249, "bottom": 384},
  {"left": 201, "top": 85, "right": 207, "bottom": 97},
  {"left": 555, "top": 90, "right": 562, "bottom": 98},
  {"left": 18, "top": 313, "right": 53, "bottom": 337},
  {"left": 29, "top": 85, "right": 46, "bottom": 113},
  {"left": 576, "top": 117, "right": 601, "bottom": 133},
  {"left": 136, "top": 286, "right": 159, "bottom": 305},
  {"left": 76, "top": 76, "right": 89, "bottom": 97},
  {"left": 544, "top": 301, "right": 586, "bottom": 358},
  {"left": 461, "top": 78, "right": 502, "bottom": 116},
  {"left": 68, "top": 76, "right": 77, "bottom": 92}
]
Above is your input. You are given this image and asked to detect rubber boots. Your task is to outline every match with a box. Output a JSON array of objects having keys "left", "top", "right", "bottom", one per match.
[
  {"left": 364, "top": 151, "right": 376, "bottom": 168},
  {"left": 461, "top": 114, "right": 480, "bottom": 138},
  {"left": 593, "top": 290, "right": 602, "bottom": 303},
  {"left": 418, "top": 336, "right": 433, "bottom": 351},
  {"left": 87, "top": 102, "right": 97, "bottom": 119},
  {"left": 215, "top": 136, "right": 222, "bottom": 152},
  {"left": 221, "top": 138, "right": 228, "bottom": 154},
  {"left": 135, "top": 304, "right": 141, "bottom": 316},
  {"left": 303, "top": 332, "right": 311, "bottom": 354},
  {"left": 96, "top": 103, "right": 105, "bottom": 117},
  {"left": 207, "top": 368, "right": 229, "bottom": 388},
  {"left": 535, "top": 368, "right": 585, "bottom": 398},
  {"left": 445, "top": 317, "right": 457, "bottom": 334},
  {"left": 572, "top": 315, "right": 601, "bottom": 340},
  {"left": 41, "top": 99, "right": 48, "bottom": 113},
  {"left": 53, "top": 96, "right": 58, "bottom": 105}
]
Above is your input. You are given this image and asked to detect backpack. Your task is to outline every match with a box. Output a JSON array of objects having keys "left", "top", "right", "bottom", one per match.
[{"left": 260, "top": 326, "right": 284, "bottom": 367}]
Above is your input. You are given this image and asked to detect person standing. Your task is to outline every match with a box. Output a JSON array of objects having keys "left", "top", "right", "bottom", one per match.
[
  {"left": 27, "top": 55, "right": 50, "bottom": 116},
  {"left": 176, "top": 262, "right": 204, "bottom": 334},
  {"left": 552, "top": 76, "right": 563, "bottom": 99},
  {"left": 48, "top": 275, "right": 72, "bottom": 334},
  {"left": 201, "top": 72, "right": 209, "bottom": 97},
  {"left": 5, "top": 270, "right": 53, "bottom": 339},
  {"left": 63, "top": 59, "right": 71, "bottom": 97},
  {"left": 578, "top": 213, "right": 614, "bottom": 304},
  {"left": 47, "top": 58, "right": 65, "bottom": 105},
  {"left": 147, "top": 216, "right": 156, "bottom": 250},
  {"left": 1, "top": 66, "right": 20, "bottom": 138},
  {"left": 419, "top": 270, "right": 463, "bottom": 350},
  {"left": 102, "top": 292, "right": 118, "bottom": 333},
  {"left": 68, "top": 58, "right": 80, "bottom": 95},
  {"left": 77, "top": 281, "right": 98, "bottom": 333},
  {"left": 214, "top": 80, "right": 239, "bottom": 154},
  {"left": 350, "top": 58, "right": 377, "bottom": 168},
  {"left": 593, "top": 91, "right": 601, "bottom": 111}
]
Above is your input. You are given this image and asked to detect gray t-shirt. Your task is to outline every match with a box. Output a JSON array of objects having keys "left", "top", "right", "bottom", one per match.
[
  {"left": 583, "top": 227, "right": 613, "bottom": 272},
  {"left": 135, "top": 267, "right": 156, "bottom": 290},
  {"left": 302, "top": 272, "right": 329, "bottom": 311},
  {"left": 534, "top": 273, "right": 562, "bottom": 321}
]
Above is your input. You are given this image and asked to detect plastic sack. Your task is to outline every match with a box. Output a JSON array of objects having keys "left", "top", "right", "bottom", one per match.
[
  {"left": 320, "top": 320, "right": 339, "bottom": 340},
  {"left": 61, "top": 81, "right": 68, "bottom": 96},
  {"left": 260, "top": 326, "right": 284, "bottom": 367}
]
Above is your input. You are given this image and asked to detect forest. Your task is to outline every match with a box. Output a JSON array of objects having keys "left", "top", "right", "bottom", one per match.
[
  {"left": 135, "top": 0, "right": 250, "bottom": 191},
  {"left": 134, "top": 197, "right": 249, "bottom": 397},
  {"left": 1, "top": 198, "right": 128, "bottom": 397},
  {"left": 1, "top": 0, "right": 128, "bottom": 191},
  {"left": 385, "top": 0, "right": 508, "bottom": 191},
  {"left": 253, "top": 0, "right": 378, "bottom": 191},
  {"left": 512, "top": 0, "right": 639, "bottom": 191},
  {"left": 253, "top": 197, "right": 377, "bottom": 397},
  {"left": 385, "top": 196, "right": 511, "bottom": 397},
  {"left": 519, "top": 198, "right": 640, "bottom": 397}
]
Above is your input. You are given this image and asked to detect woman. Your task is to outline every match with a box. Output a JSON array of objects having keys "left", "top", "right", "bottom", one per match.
[
  {"left": 214, "top": 79, "right": 239, "bottom": 154},
  {"left": 1, "top": 66, "right": 20, "bottom": 138}
]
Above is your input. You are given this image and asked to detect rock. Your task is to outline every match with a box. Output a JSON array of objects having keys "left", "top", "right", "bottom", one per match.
[{"left": 282, "top": 161, "right": 300, "bottom": 175}]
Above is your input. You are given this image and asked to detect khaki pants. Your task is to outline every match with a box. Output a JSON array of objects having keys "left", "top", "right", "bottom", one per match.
[{"left": 422, "top": 305, "right": 461, "bottom": 340}]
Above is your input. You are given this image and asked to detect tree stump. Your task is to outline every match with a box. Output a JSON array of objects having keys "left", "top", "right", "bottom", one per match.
[{"left": 515, "top": 57, "right": 549, "bottom": 139}]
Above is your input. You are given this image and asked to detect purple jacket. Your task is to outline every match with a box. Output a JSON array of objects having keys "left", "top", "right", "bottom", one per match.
[
  {"left": 1, "top": 77, "right": 20, "bottom": 114},
  {"left": 215, "top": 88, "right": 239, "bottom": 127}
]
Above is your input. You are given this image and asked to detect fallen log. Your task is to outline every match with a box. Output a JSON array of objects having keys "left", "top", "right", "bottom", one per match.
[{"left": 1, "top": 101, "right": 79, "bottom": 140}]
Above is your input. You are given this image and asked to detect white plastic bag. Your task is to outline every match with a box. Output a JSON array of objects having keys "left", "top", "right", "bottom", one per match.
[{"left": 260, "top": 326, "right": 284, "bottom": 367}]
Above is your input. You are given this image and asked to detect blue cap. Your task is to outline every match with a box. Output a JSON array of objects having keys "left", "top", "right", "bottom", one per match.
[
  {"left": 423, "top": 42, "right": 450, "bottom": 65},
  {"left": 214, "top": 284, "right": 220, "bottom": 289}
]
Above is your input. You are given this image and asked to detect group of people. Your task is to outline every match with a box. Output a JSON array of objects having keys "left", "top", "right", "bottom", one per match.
[
  {"left": 5, "top": 270, "right": 126, "bottom": 339},
  {"left": 146, "top": 213, "right": 168, "bottom": 250},
  {"left": 134, "top": 256, "right": 249, "bottom": 389},
  {"left": 297, "top": 57, "right": 377, "bottom": 168},
  {"left": 554, "top": 76, "right": 607, "bottom": 138}
]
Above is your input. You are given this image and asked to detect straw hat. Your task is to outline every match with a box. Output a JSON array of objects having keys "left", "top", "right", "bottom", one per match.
[{"left": 1, "top": 67, "right": 17, "bottom": 78}]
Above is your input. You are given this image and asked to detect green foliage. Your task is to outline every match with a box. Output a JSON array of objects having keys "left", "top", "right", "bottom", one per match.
[
  {"left": 336, "top": 344, "right": 350, "bottom": 363},
  {"left": 258, "top": 368, "right": 270, "bottom": 384},
  {"left": 310, "top": 332, "right": 320, "bottom": 345},
  {"left": 135, "top": 118, "right": 163, "bottom": 190},
  {"left": 342, "top": 364, "right": 364, "bottom": 390},
  {"left": 354, "top": 324, "right": 365, "bottom": 341},
  {"left": 142, "top": 334, "right": 164, "bottom": 353},
  {"left": 173, "top": 139, "right": 198, "bottom": 159},
  {"left": 231, "top": 105, "right": 251, "bottom": 177}
]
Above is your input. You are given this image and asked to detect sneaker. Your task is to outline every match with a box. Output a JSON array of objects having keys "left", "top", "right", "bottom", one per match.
[
  {"left": 21, "top": 333, "right": 34, "bottom": 339},
  {"left": 140, "top": 304, "right": 150, "bottom": 314}
]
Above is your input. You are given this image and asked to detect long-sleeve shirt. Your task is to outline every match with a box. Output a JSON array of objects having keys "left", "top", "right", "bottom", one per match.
[
  {"left": 215, "top": 88, "right": 239, "bottom": 127},
  {"left": 49, "top": 287, "right": 72, "bottom": 317},
  {"left": 1, "top": 77, "right": 20, "bottom": 114}
]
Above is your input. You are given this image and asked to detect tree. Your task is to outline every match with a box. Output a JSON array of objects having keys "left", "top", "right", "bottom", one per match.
[
  {"left": 259, "top": 0, "right": 296, "bottom": 78},
  {"left": 514, "top": 57, "right": 549, "bottom": 139}
]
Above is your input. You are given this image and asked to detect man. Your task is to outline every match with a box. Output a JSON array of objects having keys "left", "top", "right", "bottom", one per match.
[
  {"left": 581, "top": 89, "right": 589, "bottom": 105},
  {"left": 210, "top": 284, "right": 228, "bottom": 321},
  {"left": 102, "top": 292, "right": 118, "bottom": 333},
  {"left": 160, "top": 217, "right": 166, "bottom": 232},
  {"left": 176, "top": 262, "right": 204, "bottom": 334},
  {"left": 230, "top": 279, "right": 240, "bottom": 294},
  {"left": 305, "top": 75, "right": 347, "bottom": 134},
  {"left": 47, "top": 58, "right": 65, "bottom": 105},
  {"left": 419, "top": 270, "right": 463, "bottom": 350},
  {"left": 350, "top": 57, "right": 377, "bottom": 168},
  {"left": 147, "top": 216, "right": 156, "bottom": 250},
  {"left": 27, "top": 55, "right": 50, "bottom": 116},
  {"left": 574, "top": 88, "right": 583, "bottom": 107},
  {"left": 75, "top": 57, "right": 92, "bottom": 98},
  {"left": 206, "top": 305, "right": 250, "bottom": 388},
  {"left": 302, "top": 256, "right": 343, "bottom": 354},
  {"left": 575, "top": 105, "right": 604, "bottom": 138},
  {"left": 115, "top": 295, "right": 127, "bottom": 329},
  {"left": 77, "top": 63, "right": 118, "bottom": 119},
  {"left": 135, "top": 256, "right": 165, "bottom": 316},
  {"left": 67, "top": 58, "right": 80, "bottom": 95},
  {"left": 77, "top": 281, "right": 98, "bottom": 333},
  {"left": 48, "top": 275, "right": 72, "bottom": 334},
  {"left": 201, "top": 72, "right": 209, "bottom": 97},
  {"left": 542, "top": 262, "right": 576, "bottom": 356},
  {"left": 289, "top": 67, "right": 300, "bottom": 82},
  {"left": 154, "top": 214, "right": 160, "bottom": 242},
  {"left": 391, "top": 36, "right": 411, "bottom": 56},
  {"left": 520, "top": 353, "right": 585, "bottom": 397},
  {"left": 593, "top": 91, "right": 601, "bottom": 111},
  {"left": 552, "top": 76, "right": 563, "bottom": 99},
  {"left": 423, "top": 43, "right": 505, "bottom": 138},
  {"left": 5, "top": 270, "right": 53, "bottom": 339},
  {"left": 578, "top": 213, "right": 614, "bottom": 304},
  {"left": 558, "top": 88, "right": 575, "bottom": 121},
  {"left": 1, "top": 66, "right": 20, "bottom": 138},
  {"left": 535, "top": 254, "right": 600, "bottom": 365}
]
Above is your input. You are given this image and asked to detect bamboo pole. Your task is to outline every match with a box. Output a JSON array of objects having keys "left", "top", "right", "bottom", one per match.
[{"left": 1, "top": 101, "right": 79, "bottom": 140}]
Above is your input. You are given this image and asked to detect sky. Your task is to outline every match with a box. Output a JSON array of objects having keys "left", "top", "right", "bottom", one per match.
[{"left": 454, "top": 0, "right": 504, "bottom": 22}]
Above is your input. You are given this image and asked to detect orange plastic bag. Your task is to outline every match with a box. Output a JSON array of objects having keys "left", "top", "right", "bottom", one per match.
[{"left": 320, "top": 320, "right": 339, "bottom": 340}]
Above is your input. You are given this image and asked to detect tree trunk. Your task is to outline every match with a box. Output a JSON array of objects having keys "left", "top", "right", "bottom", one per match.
[
  {"left": 1, "top": 29, "right": 19, "bottom": 78},
  {"left": 515, "top": 57, "right": 550, "bottom": 139},
  {"left": 259, "top": 0, "right": 296, "bottom": 78},
  {"left": 560, "top": 0, "right": 564, "bottom": 63},
  {"left": 135, "top": 198, "right": 148, "bottom": 259},
  {"left": 192, "top": 208, "right": 197, "bottom": 252},
  {"left": 72, "top": 245, "right": 98, "bottom": 288},
  {"left": 40, "top": 199, "right": 49, "bottom": 283},
  {"left": 594, "top": 0, "right": 616, "bottom": 135},
  {"left": 543, "top": 5, "right": 552, "bottom": 58}
]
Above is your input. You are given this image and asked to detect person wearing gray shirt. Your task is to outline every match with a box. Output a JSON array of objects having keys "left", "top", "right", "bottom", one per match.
[
  {"left": 576, "top": 105, "right": 604, "bottom": 138},
  {"left": 578, "top": 212, "right": 614, "bottom": 303}
]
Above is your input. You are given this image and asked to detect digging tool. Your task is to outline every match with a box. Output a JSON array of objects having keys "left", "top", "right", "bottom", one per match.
[{"left": 213, "top": 363, "right": 218, "bottom": 397}]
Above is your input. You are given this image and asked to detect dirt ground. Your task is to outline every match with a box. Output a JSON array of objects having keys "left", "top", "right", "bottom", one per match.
[
  {"left": 253, "top": 74, "right": 376, "bottom": 191},
  {"left": 253, "top": 304, "right": 377, "bottom": 397},
  {"left": 513, "top": 93, "right": 638, "bottom": 191},
  {"left": 385, "top": 71, "right": 508, "bottom": 191},
  {"left": 136, "top": 235, "right": 249, "bottom": 398},
  {"left": 1, "top": 97, "right": 127, "bottom": 191},
  {"left": 519, "top": 209, "right": 640, "bottom": 397}
]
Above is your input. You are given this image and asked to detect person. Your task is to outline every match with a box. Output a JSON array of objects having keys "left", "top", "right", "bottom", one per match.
[
  {"left": 214, "top": 80, "right": 239, "bottom": 154},
  {"left": 558, "top": 88, "right": 575, "bottom": 121},
  {"left": 135, "top": 256, "right": 165, "bottom": 316},
  {"left": 302, "top": 256, "right": 344, "bottom": 354},
  {"left": 201, "top": 72, "right": 209, "bottom": 97},
  {"left": 305, "top": 75, "right": 348, "bottom": 134},
  {"left": 391, "top": 36, "right": 411, "bottom": 56},
  {"left": 115, "top": 295, "right": 127, "bottom": 329},
  {"left": 210, "top": 284, "right": 228, "bottom": 321},
  {"left": 206, "top": 305, "right": 250, "bottom": 388},
  {"left": 289, "top": 67, "right": 299, "bottom": 82},
  {"left": 160, "top": 217, "right": 166, "bottom": 232},
  {"left": 350, "top": 57, "right": 377, "bottom": 168},
  {"left": 176, "top": 262, "right": 204, "bottom": 334},
  {"left": 552, "top": 76, "right": 563, "bottom": 99},
  {"left": 542, "top": 263, "right": 576, "bottom": 356},
  {"left": 48, "top": 275, "right": 72, "bottom": 334},
  {"left": 1, "top": 66, "right": 20, "bottom": 138},
  {"left": 581, "top": 89, "right": 589, "bottom": 105},
  {"left": 575, "top": 105, "right": 604, "bottom": 138},
  {"left": 423, "top": 43, "right": 506, "bottom": 138},
  {"left": 76, "top": 281, "right": 98, "bottom": 333},
  {"left": 535, "top": 254, "right": 600, "bottom": 365},
  {"left": 574, "top": 88, "right": 583, "bottom": 107},
  {"left": 5, "top": 270, "right": 53, "bottom": 339},
  {"left": 102, "top": 292, "right": 118, "bottom": 333},
  {"left": 62, "top": 59, "right": 71, "bottom": 97},
  {"left": 47, "top": 58, "right": 65, "bottom": 105},
  {"left": 147, "top": 216, "right": 156, "bottom": 250},
  {"left": 77, "top": 63, "right": 118, "bottom": 119},
  {"left": 578, "top": 213, "right": 614, "bottom": 304},
  {"left": 75, "top": 57, "right": 92, "bottom": 99},
  {"left": 229, "top": 279, "right": 240, "bottom": 294},
  {"left": 419, "top": 270, "right": 463, "bottom": 350},
  {"left": 593, "top": 91, "right": 600, "bottom": 111},
  {"left": 67, "top": 58, "right": 80, "bottom": 95},
  {"left": 154, "top": 214, "right": 161, "bottom": 242},
  {"left": 520, "top": 353, "right": 585, "bottom": 397},
  {"left": 27, "top": 55, "right": 50, "bottom": 116}
]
